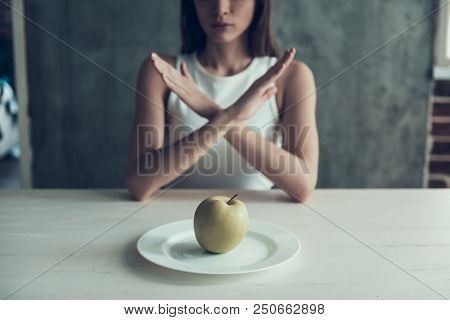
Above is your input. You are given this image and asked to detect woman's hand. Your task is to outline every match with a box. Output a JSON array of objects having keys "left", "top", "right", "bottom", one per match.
[
  {"left": 151, "top": 53, "right": 219, "bottom": 120},
  {"left": 228, "top": 48, "right": 296, "bottom": 121},
  {"left": 151, "top": 47, "right": 296, "bottom": 122}
]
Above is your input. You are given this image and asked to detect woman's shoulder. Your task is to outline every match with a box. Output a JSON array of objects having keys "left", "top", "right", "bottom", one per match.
[
  {"left": 276, "top": 59, "right": 315, "bottom": 112},
  {"left": 136, "top": 53, "right": 179, "bottom": 92},
  {"left": 135, "top": 53, "right": 179, "bottom": 101},
  {"left": 279, "top": 60, "right": 314, "bottom": 92},
  {"left": 282, "top": 59, "right": 314, "bottom": 82}
]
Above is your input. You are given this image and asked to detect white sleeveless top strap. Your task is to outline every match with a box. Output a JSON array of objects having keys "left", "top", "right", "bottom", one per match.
[{"left": 163, "top": 51, "right": 282, "bottom": 190}]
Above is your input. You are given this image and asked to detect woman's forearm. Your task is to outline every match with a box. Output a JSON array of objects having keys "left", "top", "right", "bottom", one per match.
[
  {"left": 225, "top": 123, "right": 317, "bottom": 202},
  {"left": 126, "top": 109, "right": 239, "bottom": 201},
  {"left": 204, "top": 104, "right": 317, "bottom": 202}
]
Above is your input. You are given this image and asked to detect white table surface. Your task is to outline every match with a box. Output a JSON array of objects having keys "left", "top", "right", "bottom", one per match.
[{"left": 0, "top": 188, "right": 449, "bottom": 300}]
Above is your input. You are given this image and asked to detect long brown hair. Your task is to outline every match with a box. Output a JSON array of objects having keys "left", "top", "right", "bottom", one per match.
[{"left": 180, "top": 0, "right": 280, "bottom": 58}]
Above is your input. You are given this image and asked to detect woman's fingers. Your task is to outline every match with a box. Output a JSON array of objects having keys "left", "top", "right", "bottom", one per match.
[
  {"left": 279, "top": 47, "right": 296, "bottom": 66},
  {"left": 264, "top": 48, "right": 296, "bottom": 82},
  {"left": 152, "top": 58, "right": 165, "bottom": 74},
  {"left": 151, "top": 53, "right": 166, "bottom": 71},
  {"left": 264, "top": 86, "right": 278, "bottom": 98},
  {"left": 253, "top": 48, "right": 295, "bottom": 95},
  {"left": 151, "top": 53, "right": 177, "bottom": 77},
  {"left": 151, "top": 54, "right": 196, "bottom": 102},
  {"left": 162, "top": 73, "right": 176, "bottom": 89},
  {"left": 152, "top": 54, "right": 193, "bottom": 87},
  {"left": 152, "top": 54, "right": 188, "bottom": 94},
  {"left": 273, "top": 48, "right": 295, "bottom": 75},
  {"left": 163, "top": 72, "right": 186, "bottom": 96},
  {"left": 267, "top": 50, "right": 290, "bottom": 76}
]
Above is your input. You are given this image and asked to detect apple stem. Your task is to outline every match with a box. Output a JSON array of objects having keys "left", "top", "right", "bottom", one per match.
[{"left": 227, "top": 194, "right": 238, "bottom": 204}]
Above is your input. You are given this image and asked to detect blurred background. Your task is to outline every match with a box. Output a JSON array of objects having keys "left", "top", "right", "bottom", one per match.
[{"left": 1, "top": 0, "right": 449, "bottom": 189}]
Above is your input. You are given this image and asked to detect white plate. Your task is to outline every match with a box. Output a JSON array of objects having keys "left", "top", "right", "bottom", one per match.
[{"left": 137, "top": 219, "right": 301, "bottom": 274}]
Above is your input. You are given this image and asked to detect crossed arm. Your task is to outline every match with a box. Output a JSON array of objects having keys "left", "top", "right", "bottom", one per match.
[{"left": 125, "top": 49, "right": 318, "bottom": 202}]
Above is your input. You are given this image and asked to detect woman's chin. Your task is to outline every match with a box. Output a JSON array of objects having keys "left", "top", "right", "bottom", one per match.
[{"left": 208, "top": 34, "right": 240, "bottom": 45}]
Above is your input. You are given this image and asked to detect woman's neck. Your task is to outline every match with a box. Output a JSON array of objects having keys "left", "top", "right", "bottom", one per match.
[{"left": 197, "top": 36, "right": 252, "bottom": 76}]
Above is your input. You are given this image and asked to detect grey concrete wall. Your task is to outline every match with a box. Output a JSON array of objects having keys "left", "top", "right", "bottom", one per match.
[{"left": 26, "top": 0, "right": 435, "bottom": 188}]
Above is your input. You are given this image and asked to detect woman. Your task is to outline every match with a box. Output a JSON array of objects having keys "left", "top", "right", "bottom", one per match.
[{"left": 125, "top": 0, "right": 319, "bottom": 202}]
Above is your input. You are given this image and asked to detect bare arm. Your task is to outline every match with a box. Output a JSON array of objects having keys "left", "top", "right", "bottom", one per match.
[
  {"left": 125, "top": 54, "right": 279, "bottom": 202},
  {"left": 125, "top": 56, "right": 241, "bottom": 202},
  {"left": 225, "top": 61, "right": 319, "bottom": 202},
  {"left": 125, "top": 56, "right": 166, "bottom": 201},
  {"left": 151, "top": 51, "right": 318, "bottom": 202},
  {"left": 189, "top": 61, "right": 318, "bottom": 202}
]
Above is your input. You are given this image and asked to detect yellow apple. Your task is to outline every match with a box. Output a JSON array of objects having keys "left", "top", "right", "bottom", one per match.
[{"left": 194, "top": 194, "right": 249, "bottom": 254}]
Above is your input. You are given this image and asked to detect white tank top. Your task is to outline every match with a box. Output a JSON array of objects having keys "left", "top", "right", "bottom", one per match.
[{"left": 163, "top": 51, "right": 282, "bottom": 190}]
